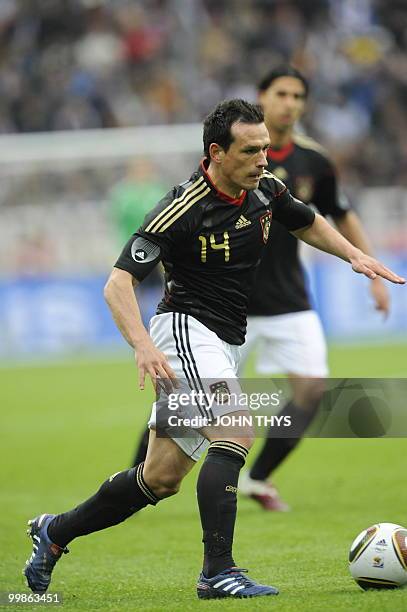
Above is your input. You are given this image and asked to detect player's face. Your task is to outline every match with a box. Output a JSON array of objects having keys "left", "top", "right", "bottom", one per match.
[
  {"left": 220, "top": 121, "right": 270, "bottom": 192},
  {"left": 259, "top": 76, "right": 306, "bottom": 132}
]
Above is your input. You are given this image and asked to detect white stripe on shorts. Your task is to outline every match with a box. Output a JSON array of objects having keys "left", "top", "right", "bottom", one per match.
[{"left": 172, "top": 313, "right": 214, "bottom": 420}]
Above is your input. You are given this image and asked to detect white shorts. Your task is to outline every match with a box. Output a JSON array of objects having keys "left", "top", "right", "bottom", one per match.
[
  {"left": 147, "top": 312, "right": 245, "bottom": 461},
  {"left": 239, "top": 310, "right": 328, "bottom": 377}
]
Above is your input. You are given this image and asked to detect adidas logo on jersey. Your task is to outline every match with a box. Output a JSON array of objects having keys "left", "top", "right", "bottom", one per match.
[
  {"left": 135, "top": 250, "right": 146, "bottom": 260},
  {"left": 235, "top": 215, "right": 251, "bottom": 229}
]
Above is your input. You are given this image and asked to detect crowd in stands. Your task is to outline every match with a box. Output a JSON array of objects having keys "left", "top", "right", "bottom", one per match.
[{"left": 0, "top": 0, "right": 406, "bottom": 186}]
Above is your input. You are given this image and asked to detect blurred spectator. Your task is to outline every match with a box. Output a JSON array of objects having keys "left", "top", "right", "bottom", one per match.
[
  {"left": 0, "top": 0, "right": 406, "bottom": 185},
  {"left": 13, "top": 231, "right": 54, "bottom": 277},
  {"left": 108, "top": 157, "right": 166, "bottom": 287},
  {"left": 109, "top": 157, "right": 166, "bottom": 245}
]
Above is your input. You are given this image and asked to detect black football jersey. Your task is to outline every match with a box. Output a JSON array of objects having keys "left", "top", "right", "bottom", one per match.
[
  {"left": 247, "top": 134, "right": 351, "bottom": 316},
  {"left": 115, "top": 159, "right": 315, "bottom": 345}
]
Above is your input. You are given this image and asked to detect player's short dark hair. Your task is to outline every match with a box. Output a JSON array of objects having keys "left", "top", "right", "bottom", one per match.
[
  {"left": 258, "top": 65, "right": 309, "bottom": 97},
  {"left": 203, "top": 99, "right": 264, "bottom": 158}
]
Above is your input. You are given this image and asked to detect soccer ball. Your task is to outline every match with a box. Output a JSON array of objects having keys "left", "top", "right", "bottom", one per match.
[{"left": 349, "top": 523, "right": 407, "bottom": 590}]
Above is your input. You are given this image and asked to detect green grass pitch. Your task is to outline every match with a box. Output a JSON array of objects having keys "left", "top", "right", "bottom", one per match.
[{"left": 1, "top": 342, "right": 407, "bottom": 611}]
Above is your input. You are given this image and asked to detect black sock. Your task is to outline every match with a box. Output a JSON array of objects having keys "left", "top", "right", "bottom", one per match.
[
  {"left": 250, "top": 401, "right": 318, "bottom": 481},
  {"left": 197, "top": 441, "right": 248, "bottom": 578},
  {"left": 47, "top": 463, "right": 159, "bottom": 548},
  {"left": 131, "top": 426, "right": 149, "bottom": 467}
]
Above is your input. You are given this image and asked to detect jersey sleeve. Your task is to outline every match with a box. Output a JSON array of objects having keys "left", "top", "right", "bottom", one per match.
[
  {"left": 261, "top": 174, "right": 315, "bottom": 231},
  {"left": 114, "top": 185, "right": 185, "bottom": 282},
  {"left": 312, "top": 155, "right": 351, "bottom": 218}
]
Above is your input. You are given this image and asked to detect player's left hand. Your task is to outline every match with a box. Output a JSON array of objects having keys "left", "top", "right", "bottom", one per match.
[
  {"left": 370, "top": 277, "right": 390, "bottom": 318},
  {"left": 349, "top": 252, "right": 406, "bottom": 285}
]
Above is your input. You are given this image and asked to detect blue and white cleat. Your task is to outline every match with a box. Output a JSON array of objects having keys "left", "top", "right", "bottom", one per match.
[
  {"left": 23, "top": 514, "right": 68, "bottom": 593},
  {"left": 197, "top": 567, "right": 279, "bottom": 599}
]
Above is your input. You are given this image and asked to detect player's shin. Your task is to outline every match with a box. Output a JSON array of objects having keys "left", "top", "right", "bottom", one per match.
[
  {"left": 197, "top": 441, "right": 248, "bottom": 578},
  {"left": 47, "top": 463, "right": 159, "bottom": 548}
]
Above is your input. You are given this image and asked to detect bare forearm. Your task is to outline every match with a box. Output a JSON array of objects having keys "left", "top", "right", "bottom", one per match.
[
  {"left": 293, "top": 213, "right": 405, "bottom": 285},
  {"left": 293, "top": 213, "right": 360, "bottom": 262},
  {"left": 104, "top": 267, "right": 177, "bottom": 391},
  {"left": 104, "top": 269, "right": 149, "bottom": 348},
  {"left": 334, "top": 211, "right": 373, "bottom": 256},
  {"left": 334, "top": 211, "right": 391, "bottom": 313}
]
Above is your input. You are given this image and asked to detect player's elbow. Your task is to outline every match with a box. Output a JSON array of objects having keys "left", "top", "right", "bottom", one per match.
[
  {"left": 104, "top": 268, "right": 137, "bottom": 304},
  {"left": 103, "top": 272, "right": 117, "bottom": 304},
  {"left": 104, "top": 278, "right": 114, "bottom": 305}
]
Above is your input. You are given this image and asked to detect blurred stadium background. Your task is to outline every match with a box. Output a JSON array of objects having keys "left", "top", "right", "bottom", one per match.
[{"left": 0, "top": 0, "right": 406, "bottom": 361}]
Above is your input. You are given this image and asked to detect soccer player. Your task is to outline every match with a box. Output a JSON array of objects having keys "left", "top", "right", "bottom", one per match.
[
  {"left": 238, "top": 66, "right": 390, "bottom": 511},
  {"left": 23, "top": 100, "right": 403, "bottom": 600}
]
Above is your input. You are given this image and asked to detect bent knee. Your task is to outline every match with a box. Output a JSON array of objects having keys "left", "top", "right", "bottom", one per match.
[
  {"left": 143, "top": 473, "right": 181, "bottom": 499},
  {"left": 295, "top": 378, "right": 326, "bottom": 410},
  {"left": 306, "top": 379, "right": 326, "bottom": 404}
]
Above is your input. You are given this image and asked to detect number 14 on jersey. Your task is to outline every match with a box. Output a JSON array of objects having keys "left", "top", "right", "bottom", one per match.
[{"left": 199, "top": 232, "right": 230, "bottom": 262}]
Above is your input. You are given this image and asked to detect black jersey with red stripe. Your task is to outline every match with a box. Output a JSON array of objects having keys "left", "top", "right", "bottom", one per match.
[
  {"left": 114, "top": 159, "right": 315, "bottom": 345},
  {"left": 247, "top": 134, "right": 351, "bottom": 316}
]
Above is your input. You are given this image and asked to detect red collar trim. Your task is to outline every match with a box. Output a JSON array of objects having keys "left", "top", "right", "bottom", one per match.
[
  {"left": 267, "top": 141, "right": 294, "bottom": 162},
  {"left": 201, "top": 159, "right": 246, "bottom": 206}
]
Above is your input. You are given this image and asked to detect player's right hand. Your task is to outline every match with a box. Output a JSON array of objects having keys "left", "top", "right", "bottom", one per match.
[{"left": 134, "top": 337, "right": 178, "bottom": 393}]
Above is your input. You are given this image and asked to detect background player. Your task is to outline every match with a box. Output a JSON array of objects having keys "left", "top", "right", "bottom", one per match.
[
  {"left": 23, "top": 99, "right": 403, "bottom": 601},
  {"left": 239, "top": 66, "right": 390, "bottom": 511}
]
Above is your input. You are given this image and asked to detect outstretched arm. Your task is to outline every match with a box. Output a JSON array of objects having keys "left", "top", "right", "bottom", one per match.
[
  {"left": 292, "top": 214, "right": 405, "bottom": 285},
  {"left": 104, "top": 268, "right": 177, "bottom": 391},
  {"left": 334, "top": 211, "right": 390, "bottom": 315}
]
